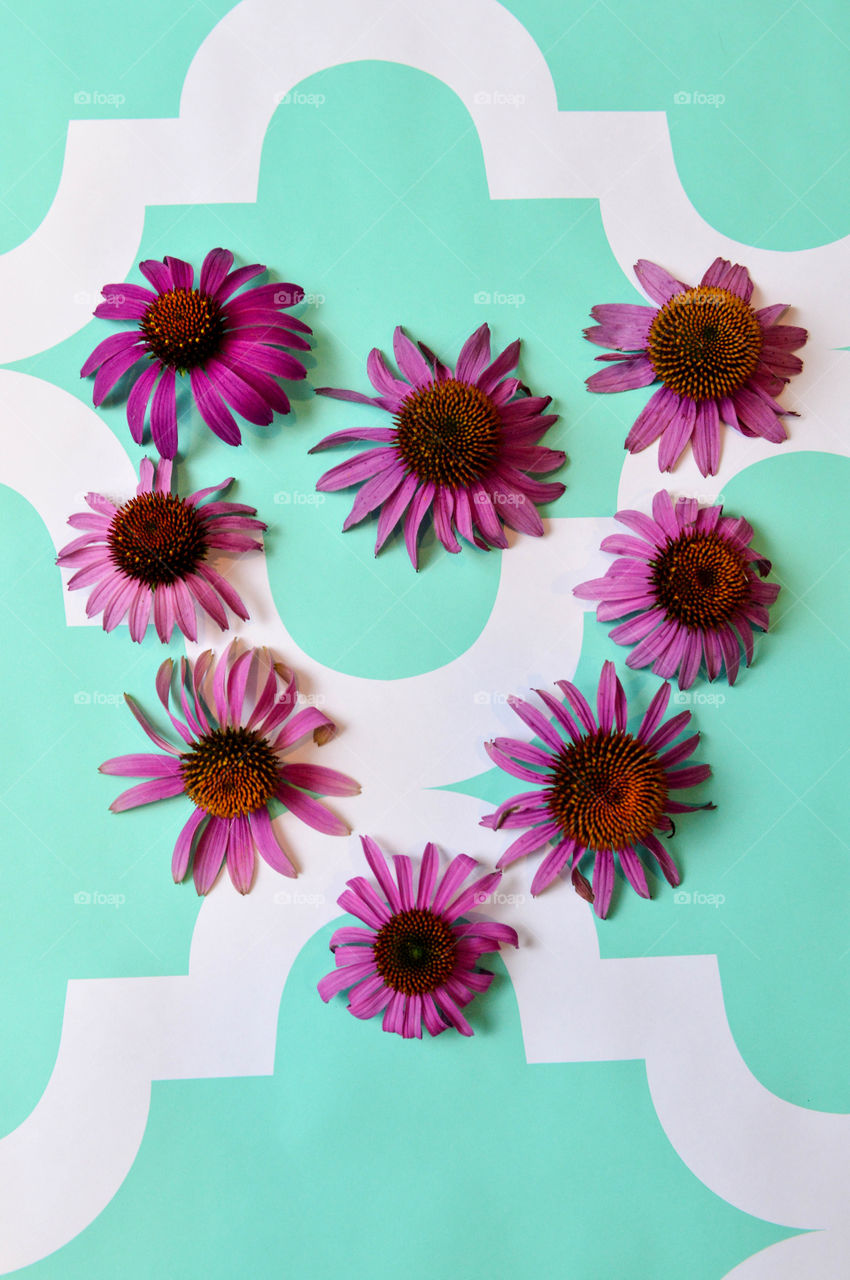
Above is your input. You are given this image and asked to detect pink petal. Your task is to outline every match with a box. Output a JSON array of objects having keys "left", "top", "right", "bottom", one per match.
[{"left": 634, "top": 259, "right": 689, "bottom": 306}]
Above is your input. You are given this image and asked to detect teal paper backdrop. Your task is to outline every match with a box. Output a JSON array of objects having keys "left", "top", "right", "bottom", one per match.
[{"left": 1, "top": 1, "right": 847, "bottom": 1275}]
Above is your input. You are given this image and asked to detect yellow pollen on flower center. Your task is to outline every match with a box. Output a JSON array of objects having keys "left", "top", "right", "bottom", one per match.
[
  {"left": 179, "top": 726, "right": 280, "bottom": 819},
  {"left": 141, "top": 287, "right": 225, "bottom": 371},
  {"left": 547, "top": 731, "right": 668, "bottom": 850},
  {"left": 394, "top": 378, "right": 502, "bottom": 487},
  {"left": 647, "top": 285, "right": 763, "bottom": 400},
  {"left": 651, "top": 531, "right": 752, "bottom": 629}
]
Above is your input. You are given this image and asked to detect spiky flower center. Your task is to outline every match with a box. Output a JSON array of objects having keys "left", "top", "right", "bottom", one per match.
[
  {"left": 108, "top": 491, "right": 208, "bottom": 586},
  {"left": 394, "top": 378, "right": 502, "bottom": 487},
  {"left": 652, "top": 531, "right": 751, "bottom": 629},
  {"left": 647, "top": 286, "right": 763, "bottom": 400},
  {"left": 141, "top": 288, "right": 225, "bottom": 370},
  {"left": 180, "top": 727, "right": 280, "bottom": 819},
  {"left": 547, "top": 731, "right": 668, "bottom": 850},
  {"left": 373, "top": 908, "right": 457, "bottom": 995}
]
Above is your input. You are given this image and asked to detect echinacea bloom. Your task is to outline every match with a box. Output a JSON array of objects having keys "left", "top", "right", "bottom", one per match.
[
  {"left": 574, "top": 490, "right": 780, "bottom": 688},
  {"left": 584, "top": 257, "right": 807, "bottom": 476},
  {"left": 100, "top": 644, "right": 359, "bottom": 895},
  {"left": 56, "top": 457, "right": 266, "bottom": 643},
  {"left": 311, "top": 324, "right": 565, "bottom": 567},
  {"left": 318, "top": 836, "right": 518, "bottom": 1038},
  {"left": 81, "top": 248, "right": 311, "bottom": 457},
  {"left": 482, "top": 661, "right": 712, "bottom": 918}
]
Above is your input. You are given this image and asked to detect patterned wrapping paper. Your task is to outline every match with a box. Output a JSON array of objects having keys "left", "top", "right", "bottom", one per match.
[{"left": 1, "top": 1, "right": 849, "bottom": 1276}]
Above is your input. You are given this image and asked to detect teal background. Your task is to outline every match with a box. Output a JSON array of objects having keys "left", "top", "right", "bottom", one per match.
[{"left": 0, "top": 0, "right": 847, "bottom": 1275}]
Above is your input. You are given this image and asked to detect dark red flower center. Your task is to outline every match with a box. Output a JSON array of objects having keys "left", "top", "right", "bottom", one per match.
[
  {"left": 141, "top": 288, "right": 225, "bottom": 371},
  {"left": 647, "top": 286, "right": 763, "bottom": 400},
  {"left": 373, "top": 908, "right": 457, "bottom": 995},
  {"left": 108, "top": 491, "right": 208, "bottom": 586},
  {"left": 651, "top": 531, "right": 752, "bottom": 629},
  {"left": 394, "top": 378, "right": 502, "bottom": 487},
  {"left": 547, "top": 731, "right": 668, "bottom": 850},
  {"left": 180, "top": 726, "right": 280, "bottom": 819}
]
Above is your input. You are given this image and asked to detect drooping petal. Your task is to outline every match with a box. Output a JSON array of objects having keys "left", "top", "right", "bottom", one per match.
[
  {"left": 530, "top": 839, "right": 576, "bottom": 894},
  {"left": 592, "top": 849, "right": 616, "bottom": 918},
  {"left": 191, "top": 817, "right": 229, "bottom": 895},
  {"left": 172, "top": 807, "right": 205, "bottom": 883},
  {"left": 279, "top": 763, "right": 360, "bottom": 796},
  {"left": 150, "top": 368, "right": 179, "bottom": 459},
  {"left": 226, "top": 813, "right": 256, "bottom": 894},
  {"left": 586, "top": 355, "right": 656, "bottom": 393},
  {"left": 249, "top": 806, "right": 296, "bottom": 877},
  {"left": 108, "top": 775, "right": 186, "bottom": 812},
  {"left": 275, "top": 784, "right": 349, "bottom": 836},
  {"left": 634, "top": 259, "right": 688, "bottom": 306}
]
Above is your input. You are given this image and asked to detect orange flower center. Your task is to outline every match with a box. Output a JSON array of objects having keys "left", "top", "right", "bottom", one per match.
[
  {"left": 547, "top": 731, "right": 668, "bottom": 850},
  {"left": 395, "top": 378, "right": 501, "bottom": 487},
  {"left": 651, "top": 531, "right": 752, "bottom": 629},
  {"left": 647, "top": 286, "right": 762, "bottom": 400},
  {"left": 180, "top": 727, "right": 280, "bottom": 818},
  {"left": 141, "top": 287, "right": 224, "bottom": 370}
]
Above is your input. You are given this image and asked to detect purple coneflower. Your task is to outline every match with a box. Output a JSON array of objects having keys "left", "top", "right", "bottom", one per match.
[
  {"left": 311, "top": 324, "right": 565, "bottom": 567},
  {"left": 482, "top": 662, "right": 713, "bottom": 918},
  {"left": 56, "top": 457, "right": 266, "bottom": 643},
  {"left": 584, "top": 257, "right": 807, "bottom": 476},
  {"left": 574, "top": 490, "right": 780, "bottom": 687},
  {"left": 318, "top": 836, "right": 518, "bottom": 1038},
  {"left": 100, "top": 645, "right": 359, "bottom": 895},
  {"left": 81, "top": 248, "right": 311, "bottom": 457}
]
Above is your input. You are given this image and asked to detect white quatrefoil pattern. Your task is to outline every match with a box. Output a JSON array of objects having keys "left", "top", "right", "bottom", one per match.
[{"left": 1, "top": 0, "right": 849, "bottom": 1276}]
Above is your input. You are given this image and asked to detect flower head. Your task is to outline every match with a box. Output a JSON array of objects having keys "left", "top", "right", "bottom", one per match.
[
  {"left": 585, "top": 257, "right": 807, "bottom": 476},
  {"left": 318, "top": 836, "right": 518, "bottom": 1037},
  {"left": 311, "top": 324, "right": 565, "bottom": 567},
  {"left": 100, "top": 645, "right": 359, "bottom": 894},
  {"left": 482, "top": 662, "right": 713, "bottom": 918},
  {"left": 81, "top": 248, "right": 312, "bottom": 457},
  {"left": 57, "top": 457, "right": 266, "bottom": 643},
  {"left": 574, "top": 491, "right": 779, "bottom": 688}
]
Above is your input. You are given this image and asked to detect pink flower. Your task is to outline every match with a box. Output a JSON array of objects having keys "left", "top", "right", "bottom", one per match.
[
  {"left": 311, "top": 324, "right": 565, "bottom": 567},
  {"left": 318, "top": 837, "right": 518, "bottom": 1037},
  {"left": 482, "top": 662, "right": 713, "bottom": 918},
  {"left": 81, "top": 248, "right": 311, "bottom": 457},
  {"left": 100, "top": 645, "right": 359, "bottom": 895},
  {"left": 585, "top": 257, "right": 807, "bottom": 476},
  {"left": 574, "top": 490, "right": 780, "bottom": 688},
  {"left": 57, "top": 457, "right": 266, "bottom": 643}
]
